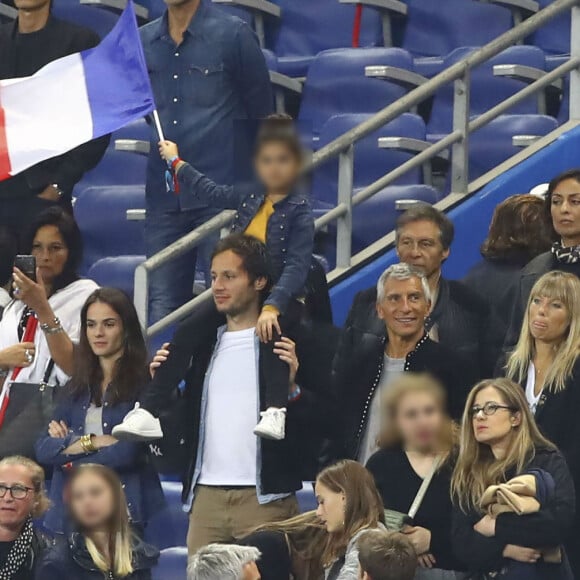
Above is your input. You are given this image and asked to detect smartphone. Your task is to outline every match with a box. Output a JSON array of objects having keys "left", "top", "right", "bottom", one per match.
[{"left": 14, "top": 255, "right": 36, "bottom": 282}]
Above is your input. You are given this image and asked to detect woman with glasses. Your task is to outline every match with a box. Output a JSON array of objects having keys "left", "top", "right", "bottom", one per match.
[
  {"left": 36, "top": 464, "right": 159, "bottom": 580},
  {"left": 451, "top": 378, "right": 575, "bottom": 580},
  {"left": 35, "top": 288, "right": 165, "bottom": 535},
  {"left": 365, "top": 374, "right": 466, "bottom": 579},
  {"left": 503, "top": 270, "right": 580, "bottom": 576},
  {"left": 0, "top": 208, "right": 97, "bottom": 457},
  {"left": 0, "top": 455, "right": 53, "bottom": 580}
]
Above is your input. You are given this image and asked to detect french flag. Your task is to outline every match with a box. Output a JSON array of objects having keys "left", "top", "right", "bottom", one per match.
[{"left": 0, "top": 0, "right": 155, "bottom": 181}]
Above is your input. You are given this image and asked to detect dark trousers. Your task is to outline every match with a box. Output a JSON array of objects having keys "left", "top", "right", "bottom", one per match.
[
  {"left": 0, "top": 196, "right": 62, "bottom": 245},
  {"left": 141, "top": 299, "right": 304, "bottom": 414}
]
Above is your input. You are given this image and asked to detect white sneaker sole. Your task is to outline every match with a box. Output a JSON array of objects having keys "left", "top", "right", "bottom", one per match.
[
  {"left": 253, "top": 425, "right": 285, "bottom": 441},
  {"left": 112, "top": 425, "right": 163, "bottom": 442}
]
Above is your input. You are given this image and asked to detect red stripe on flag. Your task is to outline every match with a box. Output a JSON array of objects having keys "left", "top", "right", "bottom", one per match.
[
  {"left": 352, "top": 4, "right": 363, "bottom": 48},
  {"left": 0, "top": 94, "right": 12, "bottom": 180}
]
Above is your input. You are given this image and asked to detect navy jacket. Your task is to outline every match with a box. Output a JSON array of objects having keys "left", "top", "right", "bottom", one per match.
[
  {"left": 177, "top": 163, "right": 314, "bottom": 314},
  {"left": 36, "top": 533, "right": 159, "bottom": 580},
  {"left": 35, "top": 390, "right": 165, "bottom": 533},
  {"left": 140, "top": 0, "right": 272, "bottom": 211}
]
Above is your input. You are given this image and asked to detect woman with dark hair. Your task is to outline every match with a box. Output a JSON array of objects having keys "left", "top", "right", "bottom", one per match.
[
  {"left": 0, "top": 207, "right": 97, "bottom": 457},
  {"left": 366, "top": 374, "right": 466, "bottom": 578},
  {"left": 464, "top": 194, "right": 555, "bottom": 322},
  {"left": 35, "top": 288, "right": 165, "bottom": 534},
  {"left": 36, "top": 464, "right": 159, "bottom": 579},
  {"left": 451, "top": 378, "right": 575, "bottom": 579},
  {"left": 505, "top": 169, "right": 580, "bottom": 347}
]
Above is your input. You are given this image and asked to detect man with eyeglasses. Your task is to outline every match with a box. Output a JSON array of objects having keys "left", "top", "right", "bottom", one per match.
[
  {"left": 0, "top": 456, "right": 54, "bottom": 579},
  {"left": 334, "top": 262, "right": 476, "bottom": 464}
]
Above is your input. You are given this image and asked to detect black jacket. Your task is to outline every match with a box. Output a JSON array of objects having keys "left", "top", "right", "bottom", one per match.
[
  {"left": 340, "top": 281, "right": 503, "bottom": 381},
  {"left": 451, "top": 448, "right": 575, "bottom": 577},
  {"left": 505, "top": 252, "right": 580, "bottom": 348},
  {"left": 5, "top": 527, "right": 54, "bottom": 580},
  {"left": 35, "top": 533, "right": 159, "bottom": 580},
  {"left": 150, "top": 302, "right": 338, "bottom": 501},
  {"left": 366, "top": 447, "right": 464, "bottom": 572},
  {"left": 463, "top": 256, "right": 529, "bottom": 326},
  {"left": 332, "top": 297, "right": 475, "bottom": 458},
  {"left": 0, "top": 17, "right": 109, "bottom": 200}
]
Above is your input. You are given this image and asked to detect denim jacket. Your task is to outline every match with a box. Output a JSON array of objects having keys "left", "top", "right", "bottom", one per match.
[
  {"left": 177, "top": 163, "right": 315, "bottom": 313},
  {"left": 140, "top": 0, "right": 272, "bottom": 211},
  {"left": 35, "top": 389, "right": 166, "bottom": 533}
]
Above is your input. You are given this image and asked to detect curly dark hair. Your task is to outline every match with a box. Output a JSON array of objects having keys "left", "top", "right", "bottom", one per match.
[{"left": 481, "top": 194, "right": 555, "bottom": 262}]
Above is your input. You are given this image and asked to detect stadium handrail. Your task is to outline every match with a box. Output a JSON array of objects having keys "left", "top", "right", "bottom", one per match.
[{"left": 134, "top": 0, "right": 580, "bottom": 335}]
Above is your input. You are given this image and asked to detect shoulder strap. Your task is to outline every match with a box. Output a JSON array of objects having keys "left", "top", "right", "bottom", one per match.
[
  {"left": 41, "top": 359, "right": 56, "bottom": 388},
  {"left": 408, "top": 455, "right": 442, "bottom": 519}
]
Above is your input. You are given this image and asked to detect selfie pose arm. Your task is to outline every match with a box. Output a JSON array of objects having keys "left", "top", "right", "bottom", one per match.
[{"left": 12, "top": 267, "right": 75, "bottom": 375}]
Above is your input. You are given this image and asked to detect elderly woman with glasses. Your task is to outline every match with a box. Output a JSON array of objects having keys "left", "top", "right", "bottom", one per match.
[
  {"left": 0, "top": 456, "right": 54, "bottom": 580},
  {"left": 450, "top": 379, "right": 575, "bottom": 580}
]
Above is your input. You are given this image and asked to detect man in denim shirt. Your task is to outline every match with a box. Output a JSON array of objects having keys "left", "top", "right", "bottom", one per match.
[{"left": 140, "top": 0, "right": 273, "bottom": 323}]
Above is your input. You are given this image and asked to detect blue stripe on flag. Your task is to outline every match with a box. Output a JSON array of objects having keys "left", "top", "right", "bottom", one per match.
[{"left": 81, "top": 0, "right": 155, "bottom": 138}]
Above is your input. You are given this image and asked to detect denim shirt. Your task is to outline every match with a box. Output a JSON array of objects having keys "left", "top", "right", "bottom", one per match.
[
  {"left": 140, "top": 0, "right": 273, "bottom": 212},
  {"left": 35, "top": 390, "right": 166, "bottom": 533},
  {"left": 185, "top": 326, "right": 291, "bottom": 510},
  {"left": 178, "top": 163, "right": 315, "bottom": 313}
]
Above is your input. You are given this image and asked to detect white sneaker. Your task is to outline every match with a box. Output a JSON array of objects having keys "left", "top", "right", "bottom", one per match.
[
  {"left": 253, "top": 407, "right": 287, "bottom": 441},
  {"left": 112, "top": 404, "right": 163, "bottom": 442}
]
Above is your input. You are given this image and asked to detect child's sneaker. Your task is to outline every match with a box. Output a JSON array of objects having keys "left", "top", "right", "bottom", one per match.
[
  {"left": 112, "top": 404, "right": 163, "bottom": 442},
  {"left": 253, "top": 407, "right": 287, "bottom": 440}
]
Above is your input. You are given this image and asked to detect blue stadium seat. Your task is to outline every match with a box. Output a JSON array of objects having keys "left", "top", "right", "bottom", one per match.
[
  {"left": 312, "top": 113, "right": 427, "bottom": 205},
  {"left": 468, "top": 114, "right": 559, "bottom": 181},
  {"left": 428, "top": 46, "right": 548, "bottom": 136},
  {"left": 74, "top": 148, "right": 148, "bottom": 195},
  {"left": 297, "top": 482, "right": 317, "bottom": 513},
  {"left": 212, "top": 2, "right": 254, "bottom": 24},
  {"left": 87, "top": 256, "right": 144, "bottom": 297},
  {"left": 350, "top": 184, "right": 441, "bottom": 253},
  {"left": 530, "top": 0, "right": 570, "bottom": 55},
  {"left": 52, "top": 0, "right": 118, "bottom": 37},
  {"left": 265, "top": 0, "right": 383, "bottom": 77},
  {"left": 75, "top": 185, "right": 145, "bottom": 270},
  {"left": 146, "top": 482, "right": 189, "bottom": 552},
  {"left": 152, "top": 547, "right": 188, "bottom": 580},
  {"left": 401, "top": 0, "right": 513, "bottom": 57},
  {"left": 298, "top": 48, "right": 417, "bottom": 143},
  {"left": 113, "top": 119, "right": 150, "bottom": 142}
]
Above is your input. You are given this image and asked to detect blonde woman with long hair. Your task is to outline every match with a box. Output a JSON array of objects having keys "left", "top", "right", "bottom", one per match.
[
  {"left": 365, "top": 374, "right": 466, "bottom": 579},
  {"left": 451, "top": 379, "right": 575, "bottom": 580},
  {"left": 36, "top": 464, "right": 159, "bottom": 580},
  {"left": 503, "top": 270, "right": 580, "bottom": 576}
]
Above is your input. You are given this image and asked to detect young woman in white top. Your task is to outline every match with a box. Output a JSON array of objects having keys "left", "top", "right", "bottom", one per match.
[
  {"left": 503, "top": 270, "right": 580, "bottom": 576},
  {"left": 0, "top": 208, "right": 97, "bottom": 454}
]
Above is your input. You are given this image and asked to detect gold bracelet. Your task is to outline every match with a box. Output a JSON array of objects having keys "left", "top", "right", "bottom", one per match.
[{"left": 80, "top": 434, "right": 97, "bottom": 453}]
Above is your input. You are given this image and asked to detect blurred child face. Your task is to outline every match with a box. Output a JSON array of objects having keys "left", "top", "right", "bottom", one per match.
[
  {"left": 254, "top": 142, "right": 301, "bottom": 194},
  {"left": 70, "top": 472, "right": 116, "bottom": 530},
  {"left": 395, "top": 391, "right": 444, "bottom": 452}
]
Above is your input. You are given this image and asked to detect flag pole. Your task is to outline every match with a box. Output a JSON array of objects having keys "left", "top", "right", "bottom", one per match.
[{"left": 152, "top": 110, "right": 165, "bottom": 142}]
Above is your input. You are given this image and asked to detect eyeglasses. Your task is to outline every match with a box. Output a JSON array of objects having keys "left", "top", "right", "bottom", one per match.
[
  {"left": 469, "top": 402, "right": 516, "bottom": 417},
  {"left": 0, "top": 484, "right": 34, "bottom": 500}
]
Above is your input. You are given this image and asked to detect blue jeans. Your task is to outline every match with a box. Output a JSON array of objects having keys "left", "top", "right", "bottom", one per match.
[{"left": 145, "top": 207, "right": 220, "bottom": 324}]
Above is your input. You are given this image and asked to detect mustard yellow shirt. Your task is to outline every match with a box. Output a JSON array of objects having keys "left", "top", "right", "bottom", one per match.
[{"left": 244, "top": 197, "right": 275, "bottom": 243}]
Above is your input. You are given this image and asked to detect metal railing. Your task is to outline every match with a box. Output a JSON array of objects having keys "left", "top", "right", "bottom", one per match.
[{"left": 136, "top": 0, "right": 580, "bottom": 336}]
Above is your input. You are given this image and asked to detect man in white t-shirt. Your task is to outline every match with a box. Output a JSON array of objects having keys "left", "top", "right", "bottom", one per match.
[{"left": 116, "top": 235, "right": 315, "bottom": 554}]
